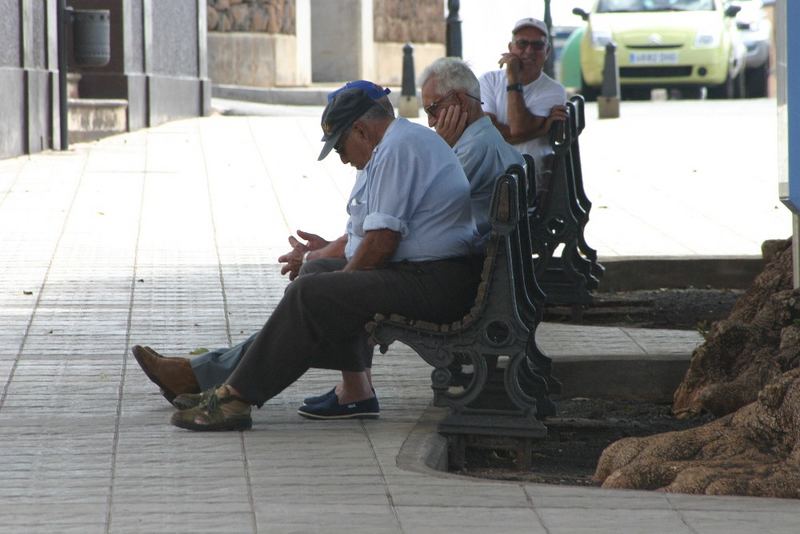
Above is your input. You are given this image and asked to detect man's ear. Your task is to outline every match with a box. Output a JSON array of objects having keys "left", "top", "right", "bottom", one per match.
[
  {"left": 507, "top": 41, "right": 513, "bottom": 53},
  {"left": 351, "top": 120, "right": 370, "bottom": 144}
]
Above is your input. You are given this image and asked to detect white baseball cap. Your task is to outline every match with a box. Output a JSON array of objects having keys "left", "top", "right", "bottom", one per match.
[{"left": 512, "top": 17, "right": 548, "bottom": 37}]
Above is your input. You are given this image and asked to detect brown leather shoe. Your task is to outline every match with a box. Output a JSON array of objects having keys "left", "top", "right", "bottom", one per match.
[{"left": 131, "top": 345, "right": 201, "bottom": 403}]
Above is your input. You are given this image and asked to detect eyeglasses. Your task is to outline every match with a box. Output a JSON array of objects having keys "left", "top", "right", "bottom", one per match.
[
  {"left": 513, "top": 39, "right": 547, "bottom": 51},
  {"left": 423, "top": 90, "right": 483, "bottom": 117},
  {"left": 333, "top": 126, "right": 351, "bottom": 155}
]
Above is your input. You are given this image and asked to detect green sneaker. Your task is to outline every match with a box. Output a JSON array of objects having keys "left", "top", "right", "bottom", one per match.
[
  {"left": 170, "top": 385, "right": 252, "bottom": 431},
  {"left": 172, "top": 389, "right": 213, "bottom": 410}
]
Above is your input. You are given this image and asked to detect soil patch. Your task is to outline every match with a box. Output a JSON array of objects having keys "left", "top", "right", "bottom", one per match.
[
  {"left": 455, "top": 398, "right": 713, "bottom": 485},
  {"left": 545, "top": 288, "right": 745, "bottom": 331},
  {"left": 452, "top": 287, "right": 740, "bottom": 484}
]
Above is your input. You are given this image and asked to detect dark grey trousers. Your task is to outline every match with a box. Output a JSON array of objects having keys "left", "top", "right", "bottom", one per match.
[
  {"left": 227, "top": 257, "right": 480, "bottom": 407},
  {"left": 190, "top": 259, "right": 352, "bottom": 389}
]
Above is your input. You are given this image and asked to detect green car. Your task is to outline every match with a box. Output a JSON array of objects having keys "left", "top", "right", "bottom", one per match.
[{"left": 573, "top": 0, "right": 748, "bottom": 99}]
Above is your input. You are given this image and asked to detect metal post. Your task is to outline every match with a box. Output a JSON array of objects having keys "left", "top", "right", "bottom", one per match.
[
  {"left": 398, "top": 42, "right": 418, "bottom": 118},
  {"left": 597, "top": 42, "right": 620, "bottom": 119},
  {"left": 776, "top": 0, "right": 799, "bottom": 287},
  {"left": 446, "top": 0, "right": 462, "bottom": 58},
  {"left": 543, "top": 0, "right": 554, "bottom": 78},
  {"left": 57, "top": 0, "right": 69, "bottom": 150}
]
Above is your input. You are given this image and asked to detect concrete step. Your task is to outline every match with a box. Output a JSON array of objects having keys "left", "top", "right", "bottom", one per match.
[{"left": 68, "top": 98, "right": 128, "bottom": 143}]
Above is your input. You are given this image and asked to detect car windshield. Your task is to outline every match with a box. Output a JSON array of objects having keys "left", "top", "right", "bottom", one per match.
[{"left": 596, "top": 0, "right": 715, "bottom": 12}]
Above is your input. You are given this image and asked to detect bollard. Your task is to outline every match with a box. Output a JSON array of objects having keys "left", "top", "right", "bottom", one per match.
[
  {"left": 597, "top": 41, "right": 620, "bottom": 119},
  {"left": 399, "top": 43, "right": 419, "bottom": 118},
  {"left": 446, "top": 0, "right": 462, "bottom": 58}
]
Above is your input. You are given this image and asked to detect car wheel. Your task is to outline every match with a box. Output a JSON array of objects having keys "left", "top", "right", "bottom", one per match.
[
  {"left": 745, "top": 62, "right": 769, "bottom": 98},
  {"left": 707, "top": 74, "right": 734, "bottom": 99},
  {"left": 734, "top": 68, "right": 746, "bottom": 99}
]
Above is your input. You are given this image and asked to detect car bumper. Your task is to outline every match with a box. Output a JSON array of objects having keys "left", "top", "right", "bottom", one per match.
[{"left": 581, "top": 44, "right": 731, "bottom": 87}]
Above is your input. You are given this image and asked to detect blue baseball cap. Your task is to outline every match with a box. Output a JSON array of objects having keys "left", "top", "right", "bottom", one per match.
[
  {"left": 318, "top": 88, "right": 378, "bottom": 161},
  {"left": 327, "top": 80, "right": 391, "bottom": 103}
]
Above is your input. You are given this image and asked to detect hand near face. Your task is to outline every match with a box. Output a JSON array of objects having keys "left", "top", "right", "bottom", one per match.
[
  {"left": 498, "top": 52, "right": 523, "bottom": 82},
  {"left": 434, "top": 104, "right": 468, "bottom": 147}
]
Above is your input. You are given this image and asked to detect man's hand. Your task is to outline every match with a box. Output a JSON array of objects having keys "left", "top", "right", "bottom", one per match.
[
  {"left": 546, "top": 104, "right": 569, "bottom": 125},
  {"left": 278, "top": 230, "right": 330, "bottom": 281},
  {"left": 434, "top": 104, "right": 468, "bottom": 147},
  {"left": 498, "top": 52, "right": 523, "bottom": 83}
]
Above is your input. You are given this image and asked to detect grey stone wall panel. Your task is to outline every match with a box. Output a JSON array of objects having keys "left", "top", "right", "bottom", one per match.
[
  {"left": 147, "top": 75, "right": 201, "bottom": 125},
  {"left": 150, "top": 0, "right": 198, "bottom": 76},
  {"left": 0, "top": 0, "right": 21, "bottom": 67},
  {"left": 126, "top": 73, "right": 148, "bottom": 130},
  {"left": 0, "top": 68, "right": 25, "bottom": 158},
  {"left": 25, "top": 68, "right": 52, "bottom": 153},
  {"left": 31, "top": 0, "right": 46, "bottom": 68},
  {"left": 127, "top": 0, "right": 144, "bottom": 72}
]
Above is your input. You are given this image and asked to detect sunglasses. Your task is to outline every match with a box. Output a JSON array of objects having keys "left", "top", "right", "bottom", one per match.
[
  {"left": 423, "top": 90, "right": 483, "bottom": 117},
  {"left": 333, "top": 126, "right": 351, "bottom": 155},
  {"left": 513, "top": 39, "right": 548, "bottom": 51}
]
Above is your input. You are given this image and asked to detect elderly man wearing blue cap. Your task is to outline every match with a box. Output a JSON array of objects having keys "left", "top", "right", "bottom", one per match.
[
  {"left": 135, "top": 82, "right": 481, "bottom": 431},
  {"left": 130, "top": 82, "right": 395, "bottom": 409}
]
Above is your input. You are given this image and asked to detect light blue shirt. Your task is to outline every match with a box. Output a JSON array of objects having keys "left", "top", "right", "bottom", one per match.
[
  {"left": 345, "top": 118, "right": 476, "bottom": 262},
  {"left": 454, "top": 115, "right": 525, "bottom": 244}
]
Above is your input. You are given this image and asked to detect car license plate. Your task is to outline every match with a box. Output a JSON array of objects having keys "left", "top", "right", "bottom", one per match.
[{"left": 628, "top": 52, "right": 679, "bottom": 65}]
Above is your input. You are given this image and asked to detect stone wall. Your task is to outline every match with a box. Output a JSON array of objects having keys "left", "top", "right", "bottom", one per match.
[
  {"left": 207, "top": 0, "right": 296, "bottom": 33},
  {"left": 373, "top": 0, "right": 444, "bottom": 44},
  {"left": 0, "top": 0, "right": 56, "bottom": 158}
]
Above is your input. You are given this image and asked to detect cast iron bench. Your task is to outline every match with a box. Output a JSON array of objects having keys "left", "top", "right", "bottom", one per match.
[
  {"left": 366, "top": 165, "right": 560, "bottom": 439},
  {"left": 528, "top": 95, "right": 604, "bottom": 310}
]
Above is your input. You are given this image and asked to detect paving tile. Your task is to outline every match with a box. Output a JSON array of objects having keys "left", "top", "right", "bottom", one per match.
[
  {"left": 252, "top": 502, "right": 400, "bottom": 530},
  {"left": 681, "top": 510, "right": 800, "bottom": 534},
  {"left": 525, "top": 484, "right": 674, "bottom": 510},
  {"left": 395, "top": 505, "right": 546, "bottom": 533},
  {"left": 537, "top": 507, "right": 695, "bottom": 534},
  {"left": 665, "top": 492, "right": 800, "bottom": 512},
  {"left": 388, "top": 482, "right": 531, "bottom": 508}
]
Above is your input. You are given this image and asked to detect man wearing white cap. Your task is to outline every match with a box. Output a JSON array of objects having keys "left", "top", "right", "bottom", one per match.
[{"left": 478, "top": 17, "right": 568, "bottom": 171}]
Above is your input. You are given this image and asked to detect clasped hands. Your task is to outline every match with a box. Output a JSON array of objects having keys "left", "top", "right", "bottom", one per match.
[{"left": 278, "top": 229, "right": 329, "bottom": 280}]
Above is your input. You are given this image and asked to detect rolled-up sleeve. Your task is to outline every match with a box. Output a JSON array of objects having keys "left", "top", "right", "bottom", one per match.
[{"left": 363, "top": 212, "right": 409, "bottom": 236}]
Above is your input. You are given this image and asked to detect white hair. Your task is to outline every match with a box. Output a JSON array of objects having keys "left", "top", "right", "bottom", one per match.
[{"left": 419, "top": 57, "right": 481, "bottom": 99}]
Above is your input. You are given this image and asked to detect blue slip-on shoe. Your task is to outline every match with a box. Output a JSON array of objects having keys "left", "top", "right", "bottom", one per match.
[
  {"left": 297, "top": 393, "right": 380, "bottom": 420},
  {"left": 302, "top": 386, "right": 376, "bottom": 406},
  {"left": 302, "top": 387, "right": 336, "bottom": 406}
]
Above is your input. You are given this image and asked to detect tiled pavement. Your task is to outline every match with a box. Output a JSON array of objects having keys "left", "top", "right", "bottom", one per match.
[{"left": 1, "top": 99, "right": 797, "bottom": 533}]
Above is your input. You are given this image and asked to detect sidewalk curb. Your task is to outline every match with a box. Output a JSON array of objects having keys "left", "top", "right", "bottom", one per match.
[
  {"left": 212, "top": 83, "right": 404, "bottom": 107},
  {"left": 597, "top": 255, "right": 763, "bottom": 291}
]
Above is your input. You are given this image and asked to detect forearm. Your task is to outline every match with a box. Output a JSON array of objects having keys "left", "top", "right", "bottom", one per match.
[
  {"left": 343, "top": 229, "right": 400, "bottom": 271},
  {"left": 506, "top": 93, "right": 548, "bottom": 141},
  {"left": 306, "top": 234, "right": 347, "bottom": 261}
]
